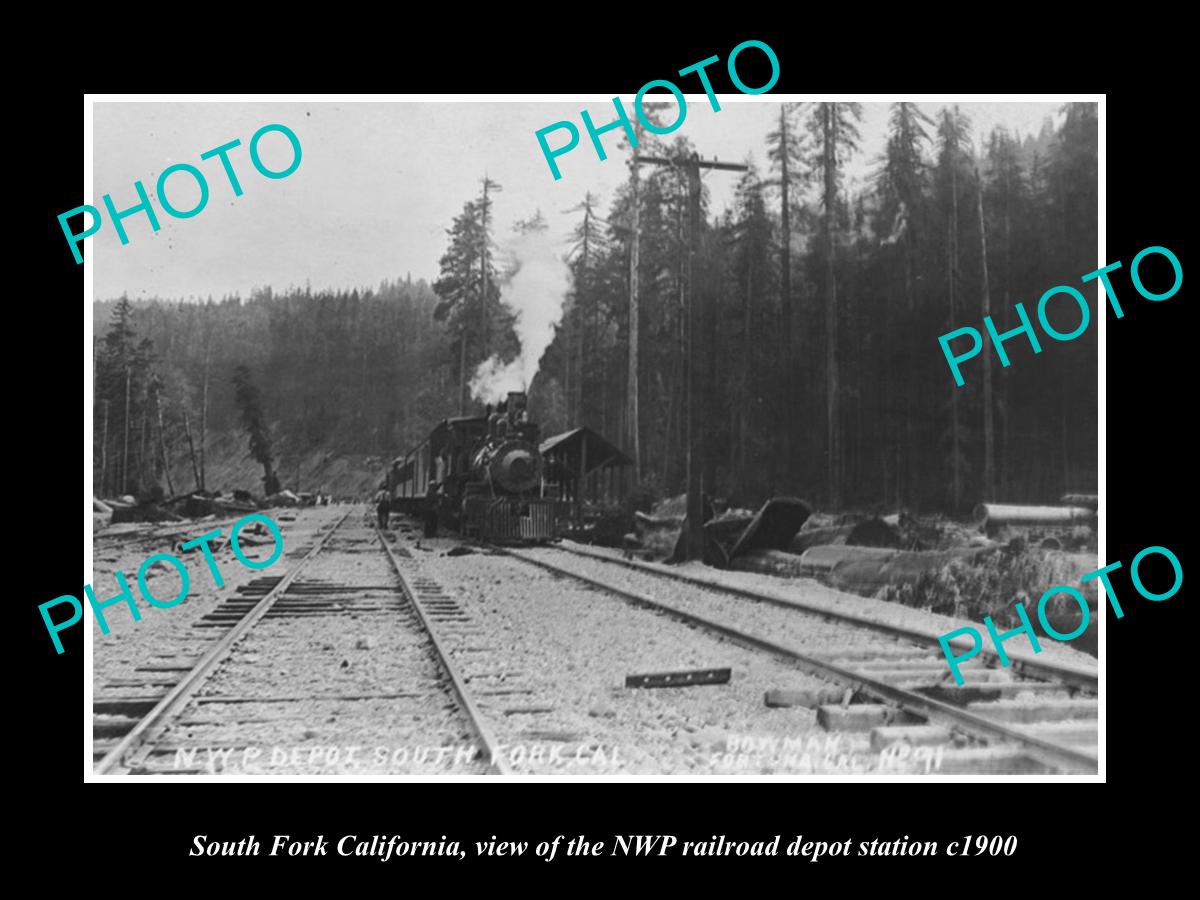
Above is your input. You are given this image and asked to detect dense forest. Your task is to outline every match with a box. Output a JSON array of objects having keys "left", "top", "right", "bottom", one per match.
[{"left": 93, "top": 102, "right": 1097, "bottom": 512}]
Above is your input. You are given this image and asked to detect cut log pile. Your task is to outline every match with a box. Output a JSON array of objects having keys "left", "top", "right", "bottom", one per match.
[
  {"left": 93, "top": 485, "right": 324, "bottom": 531},
  {"left": 622, "top": 488, "right": 1098, "bottom": 657},
  {"left": 731, "top": 545, "right": 988, "bottom": 595}
]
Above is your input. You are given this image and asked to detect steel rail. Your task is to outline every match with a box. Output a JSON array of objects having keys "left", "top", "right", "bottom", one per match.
[
  {"left": 550, "top": 542, "right": 1099, "bottom": 692},
  {"left": 498, "top": 546, "right": 1097, "bottom": 775},
  {"left": 376, "top": 531, "right": 512, "bottom": 776},
  {"left": 95, "top": 509, "right": 353, "bottom": 775}
]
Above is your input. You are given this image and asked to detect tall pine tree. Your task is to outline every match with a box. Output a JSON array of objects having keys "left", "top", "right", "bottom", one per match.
[
  {"left": 877, "top": 102, "right": 932, "bottom": 506},
  {"left": 806, "top": 102, "right": 861, "bottom": 508},
  {"left": 433, "top": 193, "right": 502, "bottom": 414},
  {"left": 766, "top": 103, "right": 805, "bottom": 490}
]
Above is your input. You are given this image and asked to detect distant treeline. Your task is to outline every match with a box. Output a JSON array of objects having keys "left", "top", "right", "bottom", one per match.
[
  {"left": 93, "top": 102, "right": 1097, "bottom": 512},
  {"left": 92, "top": 279, "right": 454, "bottom": 498}
]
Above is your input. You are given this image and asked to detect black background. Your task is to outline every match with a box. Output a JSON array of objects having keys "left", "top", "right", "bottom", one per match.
[{"left": 21, "top": 22, "right": 1189, "bottom": 883}]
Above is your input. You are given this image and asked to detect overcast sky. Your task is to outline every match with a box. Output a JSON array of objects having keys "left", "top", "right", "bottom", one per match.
[{"left": 92, "top": 99, "right": 1065, "bottom": 300}]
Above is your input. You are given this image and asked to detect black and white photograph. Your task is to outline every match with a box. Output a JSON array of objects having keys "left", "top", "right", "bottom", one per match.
[{"left": 84, "top": 96, "right": 1100, "bottom": 779}]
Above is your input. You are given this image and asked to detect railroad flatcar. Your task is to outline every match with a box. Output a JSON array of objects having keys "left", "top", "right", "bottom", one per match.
[{"left": 386, "top": 391, "right": 563, "bottom": 542}]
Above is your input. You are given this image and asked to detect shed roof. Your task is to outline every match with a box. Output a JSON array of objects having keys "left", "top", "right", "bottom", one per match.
[{"left": 540, "top": 426, "right": 632, "bottom": 473}]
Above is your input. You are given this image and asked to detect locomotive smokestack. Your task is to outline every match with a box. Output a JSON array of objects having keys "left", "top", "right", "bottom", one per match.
[{"left": 508, "top": 391, "right": 527, "bottom": 411}]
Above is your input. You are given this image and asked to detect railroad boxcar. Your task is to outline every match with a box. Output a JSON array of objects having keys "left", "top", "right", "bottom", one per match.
[{"left": 387, "top": 391, "right": 563, "bottom": 542}]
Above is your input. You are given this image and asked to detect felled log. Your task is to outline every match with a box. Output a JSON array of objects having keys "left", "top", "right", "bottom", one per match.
[
  {"left": 975, "top": 503, "right": 1096, "bottom": 528},
  {"left": 797, "top": 545, "right": 988, "bottom": 594},
  {"left": 798, "top": 544, "right": 897, "bottom": 574},
  {"left": 1060, "top": 494, "right": 1098, "bottom": 510},
  {"left": 141, "top": 504, "right": 184, "bottom": 522},
  {"left": 789, "top": 517, "right": 901, "bottom": 554},
  {"left": 729, "top": 549, "right": 812, "bottom": 578},
  {"left": 168, "top": 493, "right": 216, "bottom": 517},
  {"left": 109, "top": 504, "right": 142, "bottom": 524},
  {"left": 790, "top": 525, "right": 851, "bottom": 553},
  {"left": 93, "top": 498, "right": 113, "bottom": 531}
]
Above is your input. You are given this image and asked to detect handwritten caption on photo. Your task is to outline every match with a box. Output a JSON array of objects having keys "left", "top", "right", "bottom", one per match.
[
  {"left": 718, "top": 732, "right": 944, "bottom": 774},
  {"left": 175, "top": 741, "right": 624, "bottom": 772}
]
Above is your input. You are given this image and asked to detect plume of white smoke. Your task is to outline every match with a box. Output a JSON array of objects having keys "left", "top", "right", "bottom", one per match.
[{"left": 469, "top": 231, "right": 571, "bottom": 404}]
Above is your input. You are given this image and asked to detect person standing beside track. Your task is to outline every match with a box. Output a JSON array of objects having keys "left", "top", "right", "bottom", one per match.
[{"left": 374, "top": 487, "right": 391, "bottom": 530}]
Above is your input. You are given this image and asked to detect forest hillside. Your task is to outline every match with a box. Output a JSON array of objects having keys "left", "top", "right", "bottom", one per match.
[{"left": 92, "top": 103, "right": 1098, "bottom": 512}]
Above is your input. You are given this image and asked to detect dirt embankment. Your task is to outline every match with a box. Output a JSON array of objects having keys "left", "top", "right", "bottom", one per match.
[{"left": 167, "top": 430, "right": 385, "bottom": 500}]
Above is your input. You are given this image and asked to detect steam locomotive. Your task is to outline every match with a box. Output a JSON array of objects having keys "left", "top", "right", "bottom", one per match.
[{"left": 385, "top": 391, "right": 563, "bottom": 541}]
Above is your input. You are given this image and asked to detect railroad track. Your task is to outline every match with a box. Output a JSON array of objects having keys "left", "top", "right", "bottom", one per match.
[
  {"left": 92, "top": 508, "right": 1100, "bottom": 776},
  {"left": 494, "top": 542, "right": 1099, "bottom": 775},
  {"left": 93, "top": 508, "right": 504, "bottom": 775},
  {"left": 378, "top": 521, "right": 637, "bottom": 775}
]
